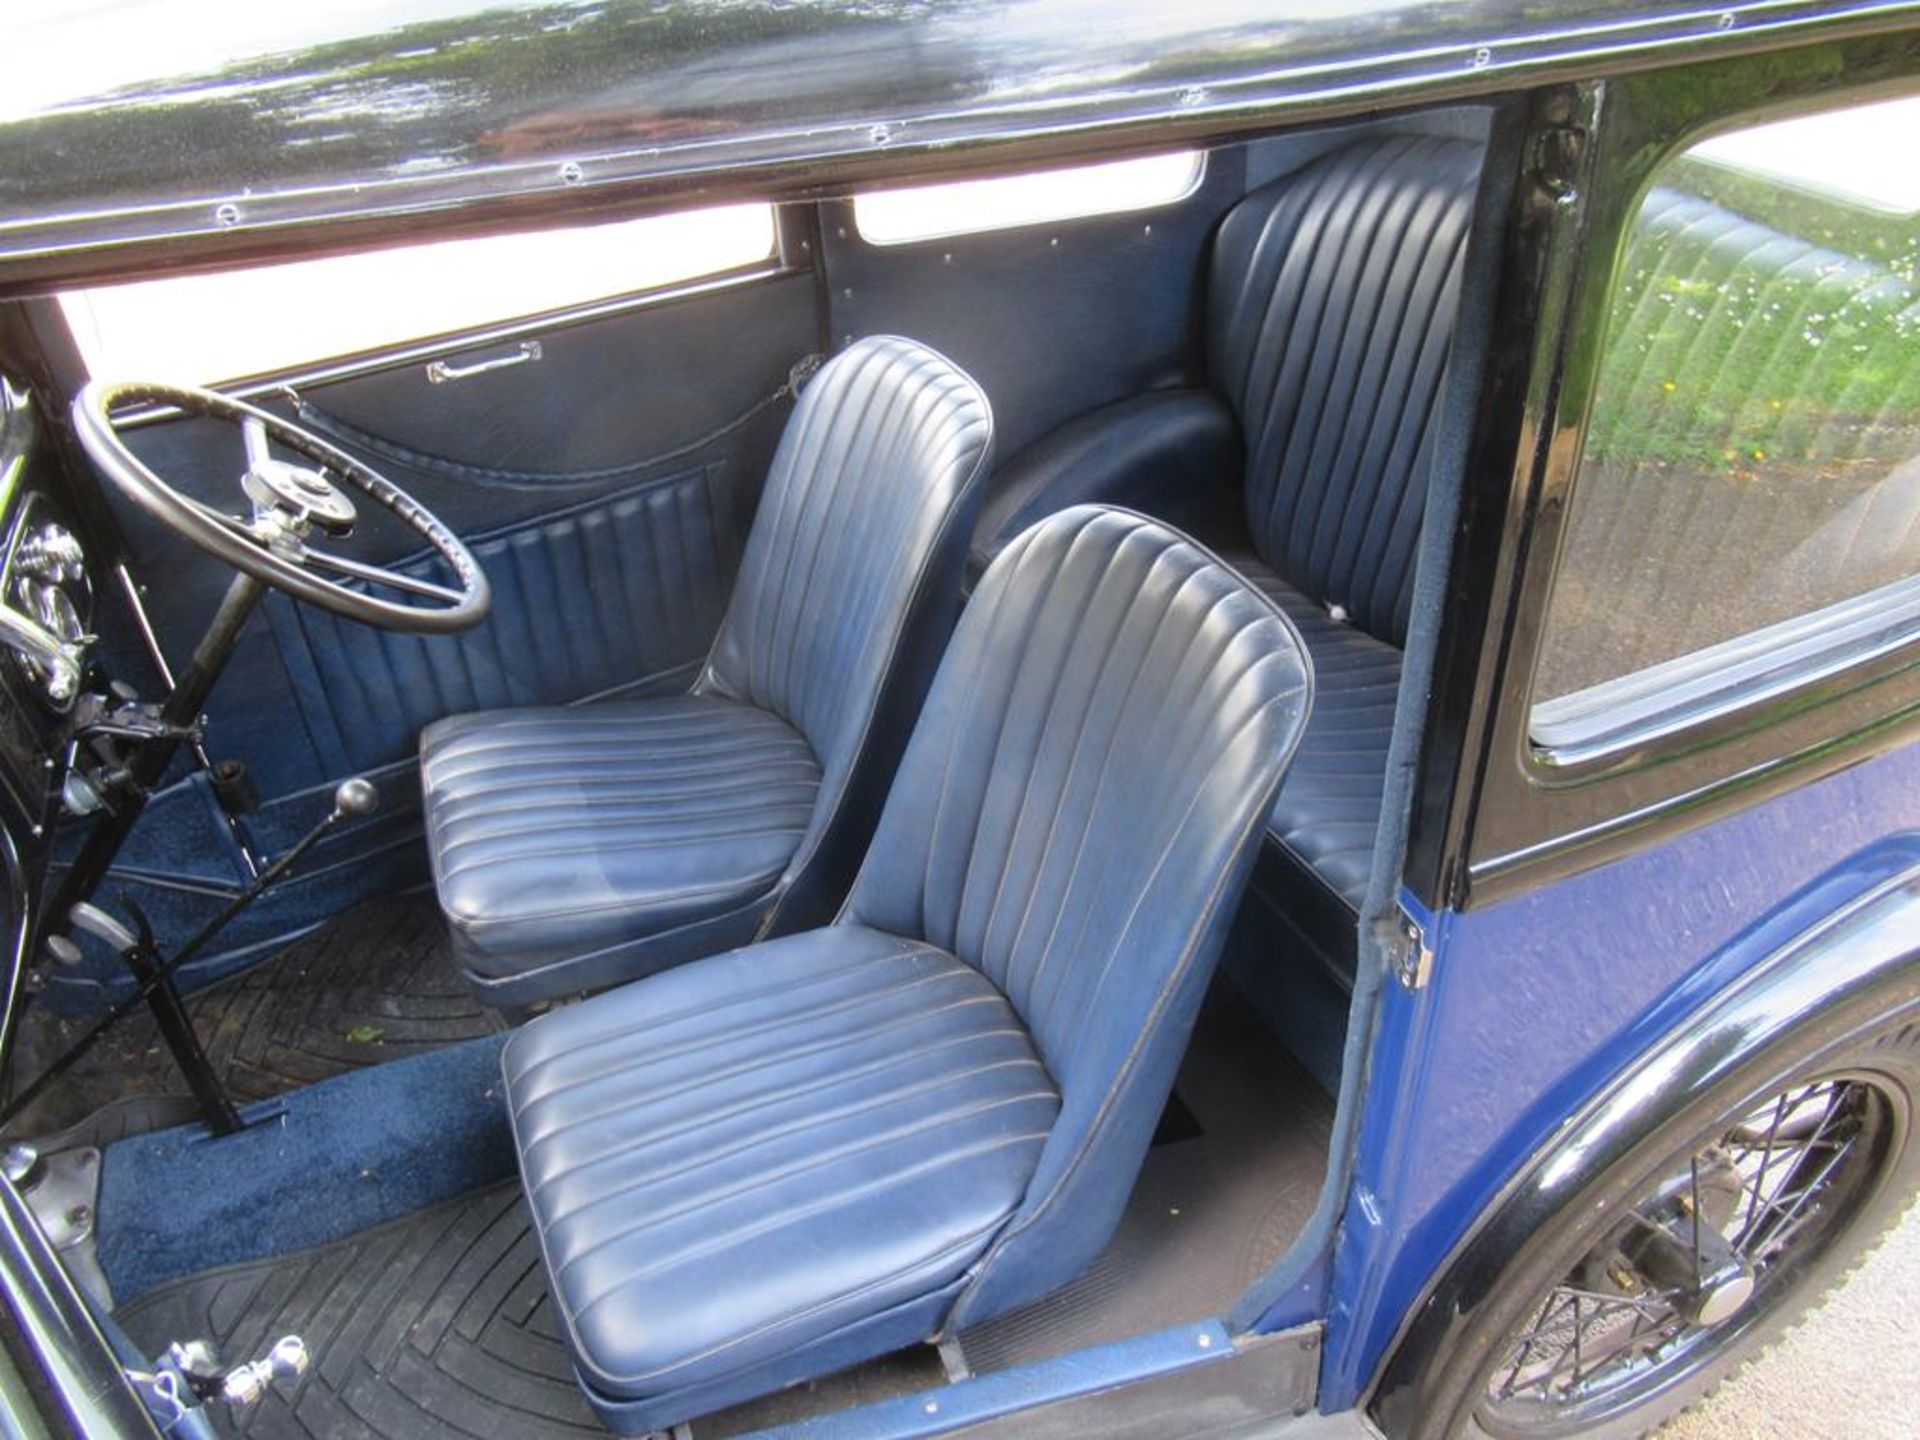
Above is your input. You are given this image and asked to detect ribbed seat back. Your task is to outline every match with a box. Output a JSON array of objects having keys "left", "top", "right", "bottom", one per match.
[
  {"left": 701, "top": 334, "right": 994, "bottom": 866},
  {"left": 845, "top": 506, "right": 1313, "bottom": 1323},
  {"left": 1209, "top": 135, "right": 1480, "bottom": 647}
]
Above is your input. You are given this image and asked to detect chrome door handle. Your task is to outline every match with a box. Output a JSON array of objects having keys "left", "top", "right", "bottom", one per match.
[{"left": 425, "top": 340, "right": 542, "bottom": 384}]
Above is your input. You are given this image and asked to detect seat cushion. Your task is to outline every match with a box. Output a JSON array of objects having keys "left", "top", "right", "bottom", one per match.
[
  {"left": 502, "top": 924, "right": 1058, "bottom": 1422},
  {"left": 420, "top": 694, "right": 821, "bottom": 997},
  {"left": 1227, "top": 553, "right": 1401, "bottom": 913}
]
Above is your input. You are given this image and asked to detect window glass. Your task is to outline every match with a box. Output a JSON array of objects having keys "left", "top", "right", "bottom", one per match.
[
  {"left": 59, "top": 203, "right": 777, "bottom": 387},
  {"left": 1532, "top": 97, "right": 1920, "bottom": 714},
  {"left": 853, "top": 151, "right": 1203, "bottom": 245}
]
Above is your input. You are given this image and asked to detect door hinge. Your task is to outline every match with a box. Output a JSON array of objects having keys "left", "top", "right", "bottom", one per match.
[
  {"left": 1391, "top": 905, "right": 1435, "bottom": 990},
  {"left": 1529, "top": 121, "right": 1586, "bottom": 204}
]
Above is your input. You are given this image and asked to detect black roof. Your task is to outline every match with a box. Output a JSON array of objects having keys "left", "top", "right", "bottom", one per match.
[{"left": 2, "top": 0, "right": 1914, "bottom": 287}]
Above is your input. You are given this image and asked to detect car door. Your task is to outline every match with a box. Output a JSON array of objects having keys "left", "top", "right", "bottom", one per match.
[{"left": 1318, "top": 44, "right": 1920, "bottom": 1414}]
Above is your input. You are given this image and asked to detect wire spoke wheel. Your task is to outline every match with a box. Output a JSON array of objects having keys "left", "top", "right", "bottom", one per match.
[{"left": 1475, "top": 1072, "right": 1900, "bottom": 1437}]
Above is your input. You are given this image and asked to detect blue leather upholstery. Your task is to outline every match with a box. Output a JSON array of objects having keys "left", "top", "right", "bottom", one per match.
[
  {"left": 1230, "top": 554, "right": 1401, "bottom": 911},
  {"left": 502, "top": 506, "right": 1314, "bottom": 1431},
  {"left": 422, "top": 696, "right": 820, "bottom": 992},
  {"left": 969, "top": 135, "right": 1480, "bottom": 933},
  {"left": 505, "top": 926, "right": 1058, "bottom": 1417},
  {"left": 966, "top": 390, "right": 1241, "bottom": 583},
  {"left": 1211, "top": 135, "right": 1479, "bottom": 650},
  {"left": 422, "top": 336, "right": 993, "bottom": 1006},
  {"left": 280, "top": 465, "right": 733, "bottom": 775}
]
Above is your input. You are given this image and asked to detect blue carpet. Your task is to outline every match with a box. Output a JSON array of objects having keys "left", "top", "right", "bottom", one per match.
[{"left": 97, "top": 1033, "right": 515, "bottom": 1301}]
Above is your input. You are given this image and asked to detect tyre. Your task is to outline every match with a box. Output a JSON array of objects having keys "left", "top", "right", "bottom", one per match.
[{"left": 1382, "top": 1001, "right": 1920, "bottom": 1440}]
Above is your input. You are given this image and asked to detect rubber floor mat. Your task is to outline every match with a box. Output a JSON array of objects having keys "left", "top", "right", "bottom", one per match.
[
  {"left": 956, "top": 989, "right": 1333, "bottom": 1373},
  {"left": 7, "top": 898, "right": 502, "bottom": 1140},
  {"left": 115, "top": 1184, "right": 946, "bottom": 1440},
  {"left": 117, "top": 1185, "right": 601, "bottom": 1440},
  {"left": 190, "top": 897, "right": 503, "bottom": 1099}
]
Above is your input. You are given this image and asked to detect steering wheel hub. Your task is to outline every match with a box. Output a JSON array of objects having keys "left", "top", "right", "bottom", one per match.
[{"left": 242, "top": 457, "right": 358, "bottom": 534}]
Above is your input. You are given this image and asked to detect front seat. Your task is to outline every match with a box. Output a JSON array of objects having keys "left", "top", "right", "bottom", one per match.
[
  {"left": 501, "top": 506, "right": 1314, "bottom": 1433},
  {"left": 420, "top": 336, "right": 993, "bottom": 1010}
]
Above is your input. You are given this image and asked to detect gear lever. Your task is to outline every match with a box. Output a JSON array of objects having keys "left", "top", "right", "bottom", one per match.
[{"left": 5, "top": 779, "right": 382, "bottom": 1134}]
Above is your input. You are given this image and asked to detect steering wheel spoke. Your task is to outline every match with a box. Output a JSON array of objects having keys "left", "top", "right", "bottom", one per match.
[
  {"left": 241, "top": 415, "right": 273, "bottom": 472},
  {"left": 301, "top": 547, "right": 468, "bottom": 606}
]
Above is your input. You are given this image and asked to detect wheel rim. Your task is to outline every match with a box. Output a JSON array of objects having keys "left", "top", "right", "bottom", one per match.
[{"left": 1476, "top": 1072, "right": 1903, "bottom": 1436}]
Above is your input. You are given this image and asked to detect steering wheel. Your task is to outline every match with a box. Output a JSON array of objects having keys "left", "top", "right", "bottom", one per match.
[{"left": 73, "top": 380, "right": 491, "bottom": 634}]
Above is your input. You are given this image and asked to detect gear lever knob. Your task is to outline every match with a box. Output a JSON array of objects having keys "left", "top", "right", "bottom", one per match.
[{"left": 332, "top": 777, "right": 380, "bottom": 819}]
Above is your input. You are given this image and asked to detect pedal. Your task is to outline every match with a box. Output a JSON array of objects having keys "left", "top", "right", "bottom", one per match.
[
  {"left": 67, "top": 901, "right": 142, "bottom": 956},
  {"left": 210, "top": 758, "right": 260, "bottom": 815},
  {"left": 40, "top": 932, "right": 82, "bottom": 967}
]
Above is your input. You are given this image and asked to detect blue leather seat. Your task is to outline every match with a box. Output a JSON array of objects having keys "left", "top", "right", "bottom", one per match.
[
  {"left": 421, "top": 335, "right": 994, "bottom": 1008},
  {"left": 971, "top": 134, "right": 1481, "bottom": 969},
  {"left": 502, "top": 506, "right": 1314, "bottom": 1432}
]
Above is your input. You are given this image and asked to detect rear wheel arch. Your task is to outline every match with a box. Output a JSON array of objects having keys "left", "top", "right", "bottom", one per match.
[{"left": 1367, "top": 859, "right": 1920, "bottom": 1439}]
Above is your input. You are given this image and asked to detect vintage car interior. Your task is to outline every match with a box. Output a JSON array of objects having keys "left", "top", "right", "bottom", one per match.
[
  {"left": 0, "top": 97, "right": 1532, "bottom": 1435},
  {"left": 3, "top": 106, "right": 1490, "bottom": 1436}
]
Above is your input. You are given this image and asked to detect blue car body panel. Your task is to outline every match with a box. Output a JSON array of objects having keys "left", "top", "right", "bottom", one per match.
[{"left": 1316, "top": 740, "right": 1920, "bottom": 1407}]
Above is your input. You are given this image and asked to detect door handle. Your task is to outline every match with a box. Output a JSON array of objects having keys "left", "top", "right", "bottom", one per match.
[{"left": 425, "top": 340, "right": 543, "bottom": 384}]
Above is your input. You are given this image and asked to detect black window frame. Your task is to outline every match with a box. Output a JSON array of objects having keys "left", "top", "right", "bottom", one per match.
[{"left": 1410, "top": 31, "right": 1920, "bottom": 912}]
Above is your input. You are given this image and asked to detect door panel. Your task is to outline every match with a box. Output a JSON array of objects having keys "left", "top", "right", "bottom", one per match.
[{"left": 267, "top": 462, "right": 736, "bottom": 777}]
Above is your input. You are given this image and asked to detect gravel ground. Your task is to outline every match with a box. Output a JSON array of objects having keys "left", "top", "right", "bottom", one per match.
[{"left": 1661, "top": 1202, "right": 1920, "bottom": 1439}]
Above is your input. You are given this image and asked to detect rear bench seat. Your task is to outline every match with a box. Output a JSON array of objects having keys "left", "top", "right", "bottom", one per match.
[{"left": 970, "top": 134, "right": 1482, "bottom": 982}]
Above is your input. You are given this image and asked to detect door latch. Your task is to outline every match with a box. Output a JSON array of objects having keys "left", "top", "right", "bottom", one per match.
[{"left": 1390, "top": 904, "right": 1435, "bottom": 990}]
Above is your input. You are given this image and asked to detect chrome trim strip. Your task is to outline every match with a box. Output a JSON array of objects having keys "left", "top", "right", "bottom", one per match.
[{"left": 1531, "top": 576, "right": 1920, "bottom": 771}]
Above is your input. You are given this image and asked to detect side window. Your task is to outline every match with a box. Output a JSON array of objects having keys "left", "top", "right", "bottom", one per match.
[
  {"left": 852, "top": 151, "right": 1203, "bottom": 245},
  {"left": 1531, "top": 95, "right": 1920, "bottom": 743},
  {"left": 58, "top": 203, "right": 778, "bottom": 388}
]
